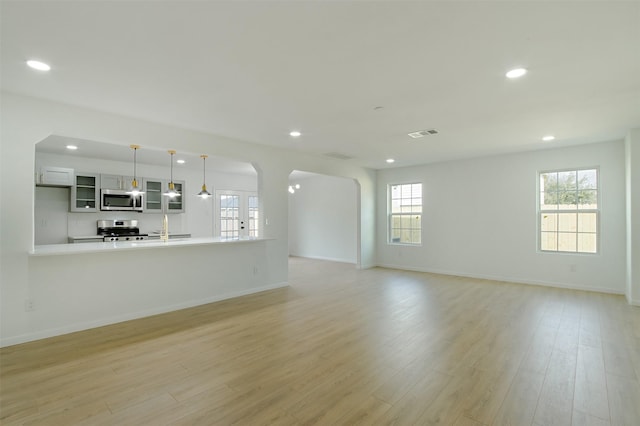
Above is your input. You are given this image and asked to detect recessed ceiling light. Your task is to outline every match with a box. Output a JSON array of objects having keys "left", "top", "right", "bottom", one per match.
[
  {"left": 177, "top": 159, "right": 185, "bottom": 164},
  {"left": 26, "top": 60, "right": 51, "bottom": 71},
  {"left": 289, "top": 131, "right": 301, "bottom": 137},
  {"left": 66, "top": 145, "right": 78, "bottom": 150},
  {"left": 386, "top": 158, "right": 395, "bottom": 163},
  {"left": 542, "top": 135, "right": 555, "bottom": 141},
  {"left": 506, "top": 68, "right": 527, "bottom": 79}
]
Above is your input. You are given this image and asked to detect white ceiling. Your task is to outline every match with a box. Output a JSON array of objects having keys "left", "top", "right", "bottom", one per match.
[
  {"left": 2, "top": 1, "right": 639, "bottom": 170},
  {"left": 35, "top": 135, "right": 258, "bottom": 175}
]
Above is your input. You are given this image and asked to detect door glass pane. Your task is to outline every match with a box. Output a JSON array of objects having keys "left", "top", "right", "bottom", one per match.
[
  {"left": 220, "top": 194, "right": 240, "bottom": 238},
  {"left": 248, "top": 195, "right": 259, "bottom": 237}
]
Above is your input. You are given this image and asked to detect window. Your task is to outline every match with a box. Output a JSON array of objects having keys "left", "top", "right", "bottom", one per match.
[
  {"left": 539, "top": 168, "right": 598, "bottom": 253},
  {"left": 389, "top": 183, "right": 422, "bottom": 245}
]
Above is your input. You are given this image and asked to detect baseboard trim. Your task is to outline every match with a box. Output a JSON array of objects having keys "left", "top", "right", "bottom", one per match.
[
  {"left": 0, "top": 281, "right": 289, "bottom": 348},
  {"left": 626, "top": 295, "right": 640, "bottom": 306},
  {"left": 375, "top": 263, "right": 625, "bottom": 296},
  {"left": 290, "top": 254, "right": 356, "bottom": 264}
]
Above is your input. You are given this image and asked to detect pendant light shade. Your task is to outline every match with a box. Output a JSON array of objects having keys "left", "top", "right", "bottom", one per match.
[
  {"left": 126, "top": 144, "right": 145, "bottom": 195},
  {"left": 163, "top": 150, "right": 181, "bottom": 198},
  {"left": 197, "top": 154, "right": 212, "bottom": 199}
]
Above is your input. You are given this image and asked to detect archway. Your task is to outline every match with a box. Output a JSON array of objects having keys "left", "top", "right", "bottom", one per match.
[{"left": 287, "top": 170, "right": 359, "bottom": 265}]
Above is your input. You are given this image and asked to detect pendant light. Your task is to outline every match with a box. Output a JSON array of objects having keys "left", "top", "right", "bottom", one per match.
[
  {"left": 197, "top": 154, "right": 212, "bottom": 199},
  {"left": 163, "top": 150, "right": 181, "bottom": 198},
  {"left": 126, "top": 144, "right": 145, "bottom": 195}
]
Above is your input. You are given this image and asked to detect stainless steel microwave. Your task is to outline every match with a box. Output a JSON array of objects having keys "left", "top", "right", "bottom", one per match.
[{"left": 100, "top": 189, "right": 144, "bottom": 211}]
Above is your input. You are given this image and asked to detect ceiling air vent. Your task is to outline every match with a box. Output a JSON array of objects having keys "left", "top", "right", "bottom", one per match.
[
  {"left": 408, "top": 129, "right": 439, "bottom": 138},
  {"left": 324, "top": 152, "right": 354, "bottom": 160}
]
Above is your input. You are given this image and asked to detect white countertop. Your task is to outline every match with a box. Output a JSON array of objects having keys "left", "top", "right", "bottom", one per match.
[
  {"left": 30, "top": 237, "right": 270, "bottom": 256},
  {"left": 69, "top": 233, "right": 192, "bottom": 240}
]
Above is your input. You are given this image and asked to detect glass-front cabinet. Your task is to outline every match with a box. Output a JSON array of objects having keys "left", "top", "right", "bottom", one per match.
[
  {"left": 144, "top": 179, "right": 163, "bottom": 213},
  {"left": 70, "top": 173, "right": 99, "bottom": 212},
  {"left": 143, "top": 179, "right": 185, "bottom": 214},
  {"left": 167, "top": 182, "right": 184, "bottom": 213}
]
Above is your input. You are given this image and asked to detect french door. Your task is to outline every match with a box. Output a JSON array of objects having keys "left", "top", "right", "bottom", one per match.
[{"left": 215, "top": 190, "right": 259, "bottom": 238}]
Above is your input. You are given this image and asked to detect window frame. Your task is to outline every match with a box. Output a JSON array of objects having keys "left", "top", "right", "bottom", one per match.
[
  {"left": 537, "top": 167, "right": 600, "bottom": 255},
  {"left": 388, "top": 182, "right": 423, "bottom": 246}
]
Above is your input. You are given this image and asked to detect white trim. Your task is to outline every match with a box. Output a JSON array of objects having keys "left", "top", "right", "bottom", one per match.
[
  {"left": 625, "top": 294, "right": 640, "bottom": 306},
  {"left": 0, "top": 281, "right": 289, "bottom": 348},
  {"left": 358, "top": 263, "right": 376, "bottom": 270},
  {"left": 290, "top": 254, "right": 356, "bottom": 264},
  {"left": 375, "top": 262, "right": 625, "bottom": 296}
]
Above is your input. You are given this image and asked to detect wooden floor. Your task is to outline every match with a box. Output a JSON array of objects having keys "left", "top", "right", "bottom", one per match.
[{"left": 1, "top": 257, "right": 639, "bottom": 425}]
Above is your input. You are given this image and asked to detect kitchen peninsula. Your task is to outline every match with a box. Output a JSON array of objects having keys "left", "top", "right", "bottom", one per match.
[{"left": 30, "top": 236, "right": 269, "bottom": 256}]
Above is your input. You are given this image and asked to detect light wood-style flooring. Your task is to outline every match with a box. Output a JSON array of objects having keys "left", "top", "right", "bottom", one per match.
[{"left": 1, "top": 257, "right": 639, "bottom": 425}]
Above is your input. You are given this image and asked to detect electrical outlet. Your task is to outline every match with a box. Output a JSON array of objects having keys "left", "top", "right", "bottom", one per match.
[{"left": 25, "top": 298, "right": 35, "bottom": 312}]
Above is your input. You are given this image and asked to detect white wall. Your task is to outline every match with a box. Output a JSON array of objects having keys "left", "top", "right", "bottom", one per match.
[
  {"left": 34, "top": 186, "right": 70, "bottom": 244},
  {"left": 625, "top": 129, "right": 640, "bottom": 305},
  {"left": 34, "top": 151, "right": 257, "bottom": 240},
  {"left": 288, "top": 173, "right": 357, "bottom": 263},
  {"left": 0, "top": 92, "right": 376, "bottom": 347},
  {"left": 377, "top": 141, "right": 627, "bottom": 294}
]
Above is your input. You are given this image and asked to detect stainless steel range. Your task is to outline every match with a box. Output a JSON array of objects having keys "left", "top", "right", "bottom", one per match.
[{"left": 97, "top": 220, "right": 148, "bottom": 242}]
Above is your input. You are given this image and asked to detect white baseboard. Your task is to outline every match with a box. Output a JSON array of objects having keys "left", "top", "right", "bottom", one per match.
[
  {"left": 358, "top": 263, "right": 376, "bottom": 270},
  {"left": 290, "top": 254, "right": 356, "bottom": 264},
  {"left": 376, "top": 263, "right": 625, "bottom": 296},
  {"left": 0, "top": 282, "right": 289, "bottom": 348},
  {"left": 626, "top": 295, "right": 640, "bottom": 306}
]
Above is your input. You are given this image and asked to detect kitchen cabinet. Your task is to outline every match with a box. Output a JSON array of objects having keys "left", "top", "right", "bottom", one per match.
[
  {"left": 101, "top": 174, "right": 134, "bottom": 190},
  {"left": 143, "top": 179, "right": 163, "bottom": 213},
  {"left": 166, "top": 181, "right": 185, "bottom": 213},
  {"left": 38, "top": 166, "right": 74, "bottom": 187},
  {"left": 70, "top": 173, "right": 99, "bottom": 212},
  {"left": 143, "top": 179, "right": 185, "bottom": 214}
]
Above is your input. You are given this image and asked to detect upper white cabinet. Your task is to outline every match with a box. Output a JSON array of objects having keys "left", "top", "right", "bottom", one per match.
[
  {"left": 101, "top": 174, "right": 134, "bottom": 190},
  {"left": 70, "top": 172, "right": 99, "bottom": 212},
  {"left": 143, "top": 178, "right": 185, "bottom": 214},
  {"left": 38, "top": 166, "right": 74, "bottom": 187},
  {"left": 166, "top": 181, "right": 185, "bottom": 213},
  {"left": 143, "top": 178, "right": 163, "bottom": 213}
]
